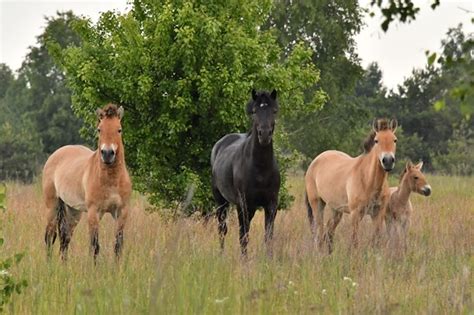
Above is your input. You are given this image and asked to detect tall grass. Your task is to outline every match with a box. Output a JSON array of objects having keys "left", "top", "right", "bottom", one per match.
[{"left": 1, "top": 175, "right": 472, "bottom": 314}]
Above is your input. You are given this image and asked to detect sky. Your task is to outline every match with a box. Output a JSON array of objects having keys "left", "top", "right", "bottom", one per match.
[{"left": 0, "top": 0, "right": 472, "bottom": 90}]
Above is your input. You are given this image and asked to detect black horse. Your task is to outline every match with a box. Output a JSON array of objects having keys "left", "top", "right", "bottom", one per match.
[{"left": 211, "top": 89, "right": 280, "bottom": 256}]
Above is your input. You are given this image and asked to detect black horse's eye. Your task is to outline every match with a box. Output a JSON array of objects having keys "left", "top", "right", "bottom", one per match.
[{"left": 118, "top": 128, "right": 122, "bottom": 134}]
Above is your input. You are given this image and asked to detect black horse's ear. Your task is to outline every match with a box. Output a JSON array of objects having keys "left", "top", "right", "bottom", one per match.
[
  {"left": 251, "top": 89, "right": 257, "bottom": 101},
  {"left": 246, "top": 101, "right": 255, "bottom": 115},
  {"left": 270, "top": 89, "right": 277, "bottom": 100}
]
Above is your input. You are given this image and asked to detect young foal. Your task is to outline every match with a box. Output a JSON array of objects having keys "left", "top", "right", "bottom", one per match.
[
  {"left": 43, "top": 104, "right": 131, "bottom": 261},
  {"left": 305, "top": 119, "right": 398, "bottom": 253},
  {"left": 386, "top": 161, "right": 431, "bottom": 248},
  {"left": 211, "top": 89, "right": 280, "bottom": 256}
]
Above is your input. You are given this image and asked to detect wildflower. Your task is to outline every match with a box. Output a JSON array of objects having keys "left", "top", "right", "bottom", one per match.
[
  {"left": 343, "top": 276, "right": 352, "bottom": 282},
  {"left": 352, "top": 282, "right": 358, "bottom": 288},
  {"left": 214, "top": 297, "right": 229, "bottom": 304},
  {"left": 0, "top": 270, "right": 9, "bottom": 276},
  {"left": 322, "top": 289, "right": 327, "bottom": 295}
]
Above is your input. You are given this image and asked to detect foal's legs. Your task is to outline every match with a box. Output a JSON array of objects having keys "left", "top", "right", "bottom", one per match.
[
  {"left": 87, "top": 206, "right": 100, "bottom": 261},
  {"left": 114, "top": 207, "right": 129, "bottom": 259},
  {"left": 325, "top": 210, "right": 343, "bottom": 254},
  {"left": 59, "top": 206, "right": 81, "bottom": 261}
]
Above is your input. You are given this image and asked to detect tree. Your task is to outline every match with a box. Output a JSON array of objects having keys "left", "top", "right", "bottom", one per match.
[
  {"left": 0, "top": 64, "right": 14, "bottom": 100},
  {"left": 53, "top": 0, "right": 324, "bottom": 212},
  {"left": 268, "top": 1, "right": 367, "bottom": 162}
]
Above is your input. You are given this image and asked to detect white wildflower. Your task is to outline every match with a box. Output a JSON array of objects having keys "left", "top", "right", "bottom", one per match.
[
  {"left": 322, "top": 289, "right": 327, "bottom": 295},
  {"left": 214, "top": 297, "right": 229, "bottom": 304},
  {"left": 0, "top": 270, "right": 9, "bottom": 276},
  {"left": 343, "top": 276, "right": 352, "bottom": 282}
]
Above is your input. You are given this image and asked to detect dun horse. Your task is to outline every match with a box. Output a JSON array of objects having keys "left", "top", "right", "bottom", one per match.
[
  {"left": 305, "top": 119, "right": 398, "bottom": 253},
  {"left": 386, "top": 161, "right": 431, "bottom": 249},
  {"left": 43, "top": 104, "right": 131, "bottom": 261},
  {"left": 211, "top": 89, "right": 280, "bottom": 256}
]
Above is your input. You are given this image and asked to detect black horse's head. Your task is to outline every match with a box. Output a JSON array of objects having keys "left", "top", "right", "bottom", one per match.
[{"left": 246, "top": 89, "right": 278, "bottom": 146}]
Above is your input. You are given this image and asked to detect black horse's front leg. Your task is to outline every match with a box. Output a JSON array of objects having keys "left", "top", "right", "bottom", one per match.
[
  {"left": 264, "top": 201, "right": 277, "bottom": 256},
  {"left": 237, "top": 206, "right": 250, "bottom": 257}
]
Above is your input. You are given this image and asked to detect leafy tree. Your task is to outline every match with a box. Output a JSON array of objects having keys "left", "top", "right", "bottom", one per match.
[
  {"left": 0, "top": 64, "right": 14, "bottom": 100},
  {"left": 53, "top": 0, "right": 324, "bottom": 212},
  {"left": 268, "top": 0, "right": 366, "bottom": 161}
]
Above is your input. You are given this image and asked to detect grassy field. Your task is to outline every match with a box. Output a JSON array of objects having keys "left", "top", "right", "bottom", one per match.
[{"left": 1, "top": 175, "right": 472, "bottom": 314}]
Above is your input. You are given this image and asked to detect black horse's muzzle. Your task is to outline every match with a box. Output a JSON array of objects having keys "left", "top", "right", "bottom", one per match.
[
  {"left": 257, "top": 128, "right": 273, "bottom": 145},
  {"left": 101, "top": 148, "right": 116, "bottom": 165}
]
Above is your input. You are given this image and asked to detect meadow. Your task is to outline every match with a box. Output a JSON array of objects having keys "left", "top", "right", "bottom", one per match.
[{"left": 1, "top": 175, "right": 472, "bottom": 314}]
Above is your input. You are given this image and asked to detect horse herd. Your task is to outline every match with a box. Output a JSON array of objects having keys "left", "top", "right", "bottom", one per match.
[{"left": 42, "top": 89, "right": 431, "bottom": 261}]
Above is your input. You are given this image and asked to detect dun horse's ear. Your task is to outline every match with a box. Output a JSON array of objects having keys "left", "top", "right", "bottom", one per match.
[
  {"left": 270, "top": 89, "right": 277, "bottom": 100},
  {"left": 251, "top": 89, "right": 258, "bottom": 101},
  {"left": 96, "top": 108, "right": 104, "bottom": 120},
  {"left": 415, "top": 161, "right": 423, "bottom": 170},
  {"left": 390, "top": 119, "right": 398, "bottom": 132},
  {"left": 117, "top": 106, "right": 124, "bottom": 120},
  {"left": 406, "top": 161, "right": 413, "bottom": 170},
  {"left": 372, "top": 118, "right": 378, "bottom": 133}
]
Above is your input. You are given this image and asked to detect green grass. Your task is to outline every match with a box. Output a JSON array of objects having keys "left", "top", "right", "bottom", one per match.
[{"left": 1, "top": 175, "right": 473, "bottom": 314}]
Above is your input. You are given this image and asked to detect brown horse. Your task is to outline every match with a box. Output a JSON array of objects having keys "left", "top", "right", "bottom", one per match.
[
  {"left": 305, "top": 119, "right": 398, "bottom": 253},
  {"left": 385, "top": 161, "right": 431, "bottom": 249},
  {"left": 42, "top": 104, "right": 131, "bottom": 261}
]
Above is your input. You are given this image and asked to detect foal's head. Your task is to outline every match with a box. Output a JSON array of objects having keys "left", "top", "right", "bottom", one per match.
[
  {"left": 401, "top": 161, "right": 432, "bottom": 196},
  {"left": 364, "top": 118, "right": 398, "bottom": 171},
  {"left": 96, "top": 104, "right": 124, "bottom": 165},
  {"left": 246, "top": 89, "right": 278, "bottom": 146}
]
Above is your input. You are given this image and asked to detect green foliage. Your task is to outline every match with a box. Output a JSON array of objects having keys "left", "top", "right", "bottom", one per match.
[
  {"left": 0, "top": 184, "right": 27, "bottom": 311},
  {"left": 369, "top": 0, "right": 440, "bottom": 31},
  {"left": 268, "top": 0, "right": 366, "bottom": 161},
  {"left": 54, "top": 0, "right": 324, "bottom": 212}
]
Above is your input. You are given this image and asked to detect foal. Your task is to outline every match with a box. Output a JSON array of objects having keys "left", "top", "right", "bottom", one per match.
[
  {"left": 43, "top": 104, "right": 131, "bottom": 261},
  {"left": 211, "top": 89, "right": 280, "bottom": 256},
  {"left": 386, "top": 161, "right": 431, "bottom": 248},
  {"left": 305, "top": 119, "right": 398, "bottom": 253}
]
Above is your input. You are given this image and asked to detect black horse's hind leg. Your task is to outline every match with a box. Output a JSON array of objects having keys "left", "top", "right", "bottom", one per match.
[{"left": 212, "top": 187, "right": 229, "bottom": 251}]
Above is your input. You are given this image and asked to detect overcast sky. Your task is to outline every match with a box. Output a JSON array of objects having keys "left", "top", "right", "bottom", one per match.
[{"left": 0, "top": 0, "right": 472, "bottom": 89}]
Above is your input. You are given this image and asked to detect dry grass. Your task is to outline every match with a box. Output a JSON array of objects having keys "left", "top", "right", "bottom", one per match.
[{"left": 1, "top": 175, "right": 473, "bottom": 314}]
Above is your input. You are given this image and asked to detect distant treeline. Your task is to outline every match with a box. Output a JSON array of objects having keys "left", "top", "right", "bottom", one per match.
[{"left": 0, "top": 3, "right": 472, "bottom": 212}]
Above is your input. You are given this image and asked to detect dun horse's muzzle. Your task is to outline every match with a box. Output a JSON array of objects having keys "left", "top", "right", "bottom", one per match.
[
  {"left": 380, "top": 154, "right": 395, "bottom": 171},
  {"left": 422, "top": 185, "right": 432, "bottom": 196},
  {"left": 101, "top": 148, "right": 116, "bottom": 165}
]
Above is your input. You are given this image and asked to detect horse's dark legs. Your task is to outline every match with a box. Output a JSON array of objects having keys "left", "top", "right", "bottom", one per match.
[
  {"left": 216, "top": 202, "right": 229, "bottom": 251},
  {"left": 325, "top": 210, "right": 342, "bottom": 254},
  {"left": 264, "top": 202, "right": 277, "bottom": 256},
  {"left": 44, "top": 201, "right": 59, "bottom": 258},
  {"left": 237, "top": 206, "right": 255, "bottom": 257},
  {"left": 114, "top": 207, "right": 129, "bottom": 259},
  {"left": 212, "top": 187, "right": 229, "bottom": 251},
  {"left": 316, "top": 198, "right": 326, "bottom": 250},
  {"left": 59, "top": 206, "right": 81, "bottom": 261},
  {"left": 87, "top": 207, "right": 100, "bottom": 262}
]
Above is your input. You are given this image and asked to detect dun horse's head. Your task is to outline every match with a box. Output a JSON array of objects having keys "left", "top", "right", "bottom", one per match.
[
  {"left": 402, "top": 161, "right": 432, "bottom": 196},
  {"left": 247, "top": 89, "right": 278, "bottom": 146},
  {"left": 96, "top": 104, "right": 124, "bottom": 165},
  {"left": 365, "top": 118, "right": 398, "bottom": 172}
]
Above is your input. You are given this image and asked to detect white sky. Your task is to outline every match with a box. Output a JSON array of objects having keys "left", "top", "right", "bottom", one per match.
[{"left": 0, "top": 0, "right": 472, "bottom": 89}]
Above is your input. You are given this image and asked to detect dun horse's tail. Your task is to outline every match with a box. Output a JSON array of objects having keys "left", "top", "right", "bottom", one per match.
[
  {"left": 305, "top": 191, "right": 315, "bottom": 235},
  {"left": 56, "top": 199, "right": 67, "bottom": 248}
]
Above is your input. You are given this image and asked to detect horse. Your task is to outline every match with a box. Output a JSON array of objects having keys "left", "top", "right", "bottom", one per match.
[
  {"left": 42, "top": 104, "right": 132, "bottom": 261},
  {"left": 211, "top": 89, "right": 280, "bottom": 256},
  {"left": 385, "top": 161, "right": 431, "bottom": 250},
  {"left": 305, "top": 118, "right": 398, "bottom": 253}
]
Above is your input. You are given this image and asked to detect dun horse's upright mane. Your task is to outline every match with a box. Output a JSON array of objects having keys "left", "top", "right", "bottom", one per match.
[
  {"left": 99, "top": 103, "right": 120, "bottom": 119},
  {"left": 362, "top": 118, "right": 391, "bottom": 153}
]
